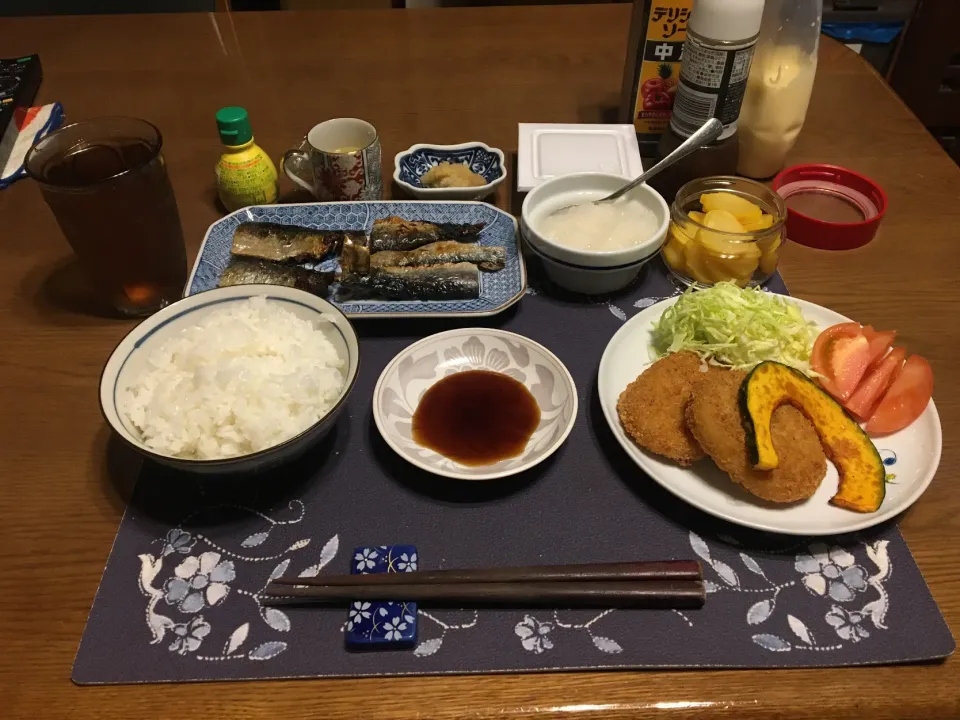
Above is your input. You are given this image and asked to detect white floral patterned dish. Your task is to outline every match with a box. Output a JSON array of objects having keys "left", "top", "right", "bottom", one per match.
[
  {"left": 598, "top": 296, "right": 942, "bottom": 535},
  {"left": 373, "top": 329, "right": 577, "bottom": 480}
]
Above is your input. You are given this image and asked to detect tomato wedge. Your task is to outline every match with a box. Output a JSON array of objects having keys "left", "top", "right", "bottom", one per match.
[
  {"left": 811, "top": 323, "right": 874, "bottom": 401},
  {"left": 865, "top": 355, "right": 934, "bottom": 434},
  {"left": 861, "top": 326, "right": 897, "bottom": 369},
  {"left": 845, "top": 346, "right": 906, "bottom": 420}
]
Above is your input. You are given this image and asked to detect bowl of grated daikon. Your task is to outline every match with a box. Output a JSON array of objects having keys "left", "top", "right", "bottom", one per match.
[{"left": 520, "top": 172, "right": 669, "bottom": 294}]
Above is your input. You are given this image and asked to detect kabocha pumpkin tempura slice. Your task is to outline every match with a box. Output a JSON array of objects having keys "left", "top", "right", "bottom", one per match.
[{"left": 739, "top": 361, "right": 886, "bottom": 513}]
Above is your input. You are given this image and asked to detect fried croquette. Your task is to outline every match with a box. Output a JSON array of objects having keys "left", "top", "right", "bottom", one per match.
[
  {"left": 685, "top": 370, "right": 827, "bottom": 503},
  {"left": 617, "top": 352, "right": 712, "bottom": 465}
]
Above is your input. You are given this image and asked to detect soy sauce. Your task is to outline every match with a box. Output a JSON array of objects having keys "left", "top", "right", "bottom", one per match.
[{"left": 412, "top": 370, "right": 541, "bottom": 466}]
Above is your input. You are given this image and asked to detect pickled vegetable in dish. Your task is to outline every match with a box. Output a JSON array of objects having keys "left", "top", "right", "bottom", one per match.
[
  {"left": 421, "top": 162, "right": 487, "bottom": 188},
  {"left": 662, "top": 191, "right": 780, "bottom": 287}
]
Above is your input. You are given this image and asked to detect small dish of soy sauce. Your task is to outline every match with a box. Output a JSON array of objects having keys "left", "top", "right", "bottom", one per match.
[{"left": 373, "top": 328, "right": 578, "bottom": 481}]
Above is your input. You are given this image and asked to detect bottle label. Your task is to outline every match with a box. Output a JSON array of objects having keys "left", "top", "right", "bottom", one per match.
[
  {"left": 216, "top": 151, "right": 279, "bottom": 208},
  {"left": 630, "top": 1, "right": 694, "bottom": 137},
  {"left": 670, "top": 31, "right": 756, "bottom": 139}
]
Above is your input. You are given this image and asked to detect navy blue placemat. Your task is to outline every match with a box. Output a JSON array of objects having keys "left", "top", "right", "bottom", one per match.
[{"left": 73, "top": 260, "right": 954, "bottom": 684}]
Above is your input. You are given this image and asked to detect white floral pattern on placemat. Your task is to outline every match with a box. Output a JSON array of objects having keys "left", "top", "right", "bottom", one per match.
[
  {"left": 511, "top": 531, "right": 895, "bottom": 657},
  {"left": 137, "top": 501, "right": 483, "bottom": 663},
  {"left": 691, "top": 532, "right": 893, "bottom": 653},
  {"left": 137, "top": 501, "right": 339, "bottom": 662}
]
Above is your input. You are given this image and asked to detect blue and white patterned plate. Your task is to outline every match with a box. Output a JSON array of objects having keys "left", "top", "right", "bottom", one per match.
[{"left": 187, "top": 201, "right": 525, "bottom": 319}]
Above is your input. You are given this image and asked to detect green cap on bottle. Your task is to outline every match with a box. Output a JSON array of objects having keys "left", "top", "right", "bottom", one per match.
[{"left": 216, "top": 106, "right": 253, "bottom": 146}]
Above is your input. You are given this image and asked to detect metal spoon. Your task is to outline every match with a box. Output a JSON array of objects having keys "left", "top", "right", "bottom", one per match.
[{"left": 590, "top": 117, "right": 723, "bottom": 205}]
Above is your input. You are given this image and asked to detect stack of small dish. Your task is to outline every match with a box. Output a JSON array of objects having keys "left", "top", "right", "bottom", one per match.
[{"left": 520, "top": 172, "right": 670, "bottom": 294}]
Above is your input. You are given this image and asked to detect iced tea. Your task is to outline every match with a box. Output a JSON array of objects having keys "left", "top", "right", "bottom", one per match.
[{"left": 25, "top": 117, "right": 187, "bottom": 316}]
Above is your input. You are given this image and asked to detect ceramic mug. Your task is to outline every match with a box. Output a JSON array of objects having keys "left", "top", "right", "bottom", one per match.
[{"left": 281, "top": 118, "right": 383, "bottom": 201}]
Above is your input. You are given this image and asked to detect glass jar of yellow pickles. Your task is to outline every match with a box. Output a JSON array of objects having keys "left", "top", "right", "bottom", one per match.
[{"left": 662, "top": 176, "right": 787, "bottom": 287}]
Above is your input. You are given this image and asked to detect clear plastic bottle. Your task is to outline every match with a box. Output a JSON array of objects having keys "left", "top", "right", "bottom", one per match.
[{"left": 736, "top": 0, "right": 822, "bottom": 179}]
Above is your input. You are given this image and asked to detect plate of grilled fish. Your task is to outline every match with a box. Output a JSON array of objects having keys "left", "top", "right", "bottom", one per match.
[{"left": 186, "top": 201, "right": 525, "bottom": 318}]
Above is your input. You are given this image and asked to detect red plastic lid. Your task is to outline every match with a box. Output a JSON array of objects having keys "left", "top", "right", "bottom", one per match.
[{"left": 772, "top": 164, "right": 888, "bottom": 250}]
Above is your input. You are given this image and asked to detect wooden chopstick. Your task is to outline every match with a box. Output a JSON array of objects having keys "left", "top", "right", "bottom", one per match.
[
  {"left": 262, "top": 580, "right": 705, "bottom": 609},
  {"left": 269, "top": 560, "right": 702, "bottom": 587}
]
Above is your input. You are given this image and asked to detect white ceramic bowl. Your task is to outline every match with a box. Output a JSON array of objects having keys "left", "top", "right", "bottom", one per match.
[
  {"left": 100, "top": 285, "right": 360, "bottom": 475},
  {"left": 373, "top": 328, "right": 577, "bottom": 481},
  {"left": 393, "top": 142, "right": 506, "bottom": 200},
  {"left": 520, "top": 172, "right": 670, "bottom": 294}
]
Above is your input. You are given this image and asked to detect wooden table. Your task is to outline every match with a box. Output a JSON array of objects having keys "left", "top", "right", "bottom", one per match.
[{"left": 1, "top": 5, "right": 957, "bottom": 719}]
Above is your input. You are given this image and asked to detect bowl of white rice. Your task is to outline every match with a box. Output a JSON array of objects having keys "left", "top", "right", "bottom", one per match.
[{"left": 100, "top": 285, "right": 359, "bottom": 474}]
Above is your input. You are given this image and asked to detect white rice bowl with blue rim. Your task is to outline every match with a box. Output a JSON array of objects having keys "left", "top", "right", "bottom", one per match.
[{"left": 119, "top": 296, "right": 345, "bottom": 460}]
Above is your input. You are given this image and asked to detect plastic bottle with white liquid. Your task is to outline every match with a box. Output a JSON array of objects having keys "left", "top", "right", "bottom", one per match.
[{"left": 737, "top": 0, "right": 822, "bottom": 179}]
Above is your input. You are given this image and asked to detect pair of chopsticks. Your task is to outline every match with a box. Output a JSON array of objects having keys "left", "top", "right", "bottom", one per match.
[{"left": 262, "top": 560, "right": 705, "bottom": 609}]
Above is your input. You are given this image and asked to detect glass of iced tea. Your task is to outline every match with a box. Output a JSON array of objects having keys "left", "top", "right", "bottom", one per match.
[{"left": 25, "top": 117, "right": 188, "bottom": 316}]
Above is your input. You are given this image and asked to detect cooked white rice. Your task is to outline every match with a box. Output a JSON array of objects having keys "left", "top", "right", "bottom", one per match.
[{"left": 120, "top": 296, "right": 345, "bottom": 460}]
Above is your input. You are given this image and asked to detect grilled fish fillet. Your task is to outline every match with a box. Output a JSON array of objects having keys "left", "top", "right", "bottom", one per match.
[
  {"left": 370, "top": 241, "right": 505, "bottom": 272},
  {"left": 369, "top": 216, "right": 485, "bottom": 252},
  {"left": 231, "top": 222, "right": 342, "bottom": 263},
  {"left": 338, "top": 262, "right": 480, "bottom": 301},
  {"left": 217, "top": 258, "right": 333, "bottom": 296}
]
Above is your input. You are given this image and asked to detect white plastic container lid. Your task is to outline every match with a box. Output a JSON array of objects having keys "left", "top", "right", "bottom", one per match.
[
  {"left": 689, "top": 0, "right": 764, "bottom": 43},
  {"left": 516, "top": 123, "right": 644, "bottom": 193}
]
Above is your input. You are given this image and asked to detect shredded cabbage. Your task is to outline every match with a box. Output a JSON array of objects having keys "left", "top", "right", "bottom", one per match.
[{"left": 650, "top": 282, "right": 818, "bottom": 374}]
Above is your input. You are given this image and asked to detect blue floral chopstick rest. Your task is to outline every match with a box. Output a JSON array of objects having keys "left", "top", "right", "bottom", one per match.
[{"left": 346, "top": 545, "right": 418, "bottom": 650}]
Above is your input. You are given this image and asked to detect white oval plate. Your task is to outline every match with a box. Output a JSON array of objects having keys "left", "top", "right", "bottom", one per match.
[
  {"left": 374, "top": 328, "right": 578, "bottom": 480},
  {"left": 598, "top": 296, "right": 942, "bottom": 535}
]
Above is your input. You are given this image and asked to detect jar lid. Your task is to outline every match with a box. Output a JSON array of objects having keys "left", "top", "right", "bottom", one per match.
[{"left": 772, "top": 164, "right": 888, "bottom": 251}]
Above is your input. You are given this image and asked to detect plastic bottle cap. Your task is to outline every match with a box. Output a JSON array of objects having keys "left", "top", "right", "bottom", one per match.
[
  {"left": 689, "top": 0, "right": 765, "bottom": 43},
  {"left": 216, "top": 106, "right": 253, "bottom": 146},
  {"left": 772, "top": 164, "right": 888, "bottom": 251}
]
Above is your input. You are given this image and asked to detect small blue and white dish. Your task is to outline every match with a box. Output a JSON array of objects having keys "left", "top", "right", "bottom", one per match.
[
  {"left": 99, "top": 285, "right": 360, "bottom": 475},
  {"left": 346, "top": 544, "right": 418, "bottom": 650},
  {"left": 394, "top": 142, "right": 506, "bottom": 200}
]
